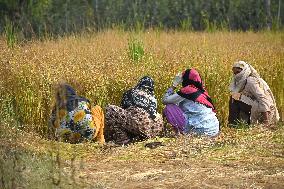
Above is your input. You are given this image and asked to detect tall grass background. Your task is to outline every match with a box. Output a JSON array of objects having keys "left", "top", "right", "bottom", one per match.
[
  {"left": 0, "top": 30, "right": 283, "bottom": 136},
  {"left": 0, "top": 30, "right": 283, "bottom": 188}
]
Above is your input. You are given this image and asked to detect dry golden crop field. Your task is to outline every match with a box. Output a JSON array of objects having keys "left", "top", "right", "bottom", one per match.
[
  {"left": 0, "top": 30, "right": 284, "bottom": 188},
  {"left": 0, "top": 30, "right": 283, "bottom": 132}
]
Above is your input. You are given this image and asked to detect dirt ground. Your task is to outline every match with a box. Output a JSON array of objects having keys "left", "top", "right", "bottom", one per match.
[
  {"left": 77, "top": 154, "right": 284, "bottom": 189},
  {"left": 1, "top": 125, "right": 284, "bottom": 189}
]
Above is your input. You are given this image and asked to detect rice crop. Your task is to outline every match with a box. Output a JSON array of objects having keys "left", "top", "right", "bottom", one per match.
[{"left": 0, "top": 30, "right": 283, "bottom": 136}]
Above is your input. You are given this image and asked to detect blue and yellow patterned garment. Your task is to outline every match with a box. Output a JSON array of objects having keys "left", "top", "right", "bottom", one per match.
[{"left": 50, "top": 84, "right": 96, "bottom": 143}]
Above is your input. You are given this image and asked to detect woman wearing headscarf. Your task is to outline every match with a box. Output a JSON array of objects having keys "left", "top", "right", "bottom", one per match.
[
  {"left": 105, "top": 76, "right": 164, "bottom": 145},
  {"left": 228, "top": 61, "right": 279, "bottom": 126},
  {"left": 162, "top": 69, "right": 219, "bottom": 137},
  {"left": 49, "top": 83, "right": 105, "bottom": 143}
]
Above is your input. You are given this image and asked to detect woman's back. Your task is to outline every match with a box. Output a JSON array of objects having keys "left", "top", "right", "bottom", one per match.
[
  {"left": 50, "top": 83, "right": 97, "bottom": 143},
  {"left": 179, "top": 99, "right": 219, "bottom": 136},
  {"left": 105, "top": 76, "right": 163, "bottom": 145},
  {"left": 163, "top": 68, "right": 219, "bottom": 137},
  {"left": 121, "top": 77, "right": 158, "bottom": 119}
]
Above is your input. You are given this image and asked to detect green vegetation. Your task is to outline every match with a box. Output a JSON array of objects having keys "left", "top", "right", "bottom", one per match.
[
  {"left": 0, "top": 0, "right": 283, "bottom": 41},
  {"left": 128, "top": 38, "right": 144, "bottom": 62}
]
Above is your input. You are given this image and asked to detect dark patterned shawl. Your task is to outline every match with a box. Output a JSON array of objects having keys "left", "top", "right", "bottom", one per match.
[{"left": 121, "top": 76, "right": 157, "bottom": 119}]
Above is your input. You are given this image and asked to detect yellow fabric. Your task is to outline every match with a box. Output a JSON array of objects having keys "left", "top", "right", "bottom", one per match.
[
  {"left": 74, "top": 110, "right": 86, "bottom": 123},
  {"left": 91, "top": 105, "right": 105, "bottom": 144},
  {"left": 58, "top": 109, "right": 67, "bottom": 120}
]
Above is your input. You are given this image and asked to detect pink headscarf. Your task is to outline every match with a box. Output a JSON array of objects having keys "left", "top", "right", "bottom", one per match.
[{"left": 177, "top": 69, "right": 216, "bottom": 112}]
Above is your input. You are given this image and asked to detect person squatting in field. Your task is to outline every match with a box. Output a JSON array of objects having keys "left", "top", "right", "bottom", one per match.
[
  {"left": 162, "top": 68, "right": 219, "bottom": 137},
  {"left": 49, "top": 83, "right": 105, "bottom": 144},
  {"left": 228, "top": 61, "right": 279, "bottom": 127},
  {"left": 104, "top": 76, "right": 164, "bottom": 145}
]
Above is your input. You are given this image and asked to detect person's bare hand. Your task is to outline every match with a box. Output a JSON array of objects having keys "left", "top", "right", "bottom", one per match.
[{"left": 231, "top": 92, "right": 241, "bottom": 101}]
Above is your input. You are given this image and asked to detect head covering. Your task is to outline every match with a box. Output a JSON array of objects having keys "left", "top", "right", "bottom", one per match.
[
  {"left": 177, "top": 69, "right": 216, "bottom": 111},
  {"left": 121, "top": 76, "right": 157, "bottom": 119},
  {"left": 181, "top": 69, "right": 203, "bottom": 90},
  {"left": 135, "top": 76, "right": 154, "bottom": 95},
  {"left": 229, "top": 61, "right": 260, "bottom": 92},
  {"left": 56, "top": 83, "right": 89, "bottom": 112},
  {"left": 230, "top": 61, "right": 280, "bottom": 122}
]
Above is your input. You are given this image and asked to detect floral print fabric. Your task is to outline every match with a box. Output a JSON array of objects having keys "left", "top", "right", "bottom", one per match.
[
  {"left": 52, "top": 101, "right": 96, "bottom": 143},
  {"left": 50, "top": 84, "right": 98, "bottom": 143},
  {"left": 105, "top": 105, "right": 164, "bottom": 145}
]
